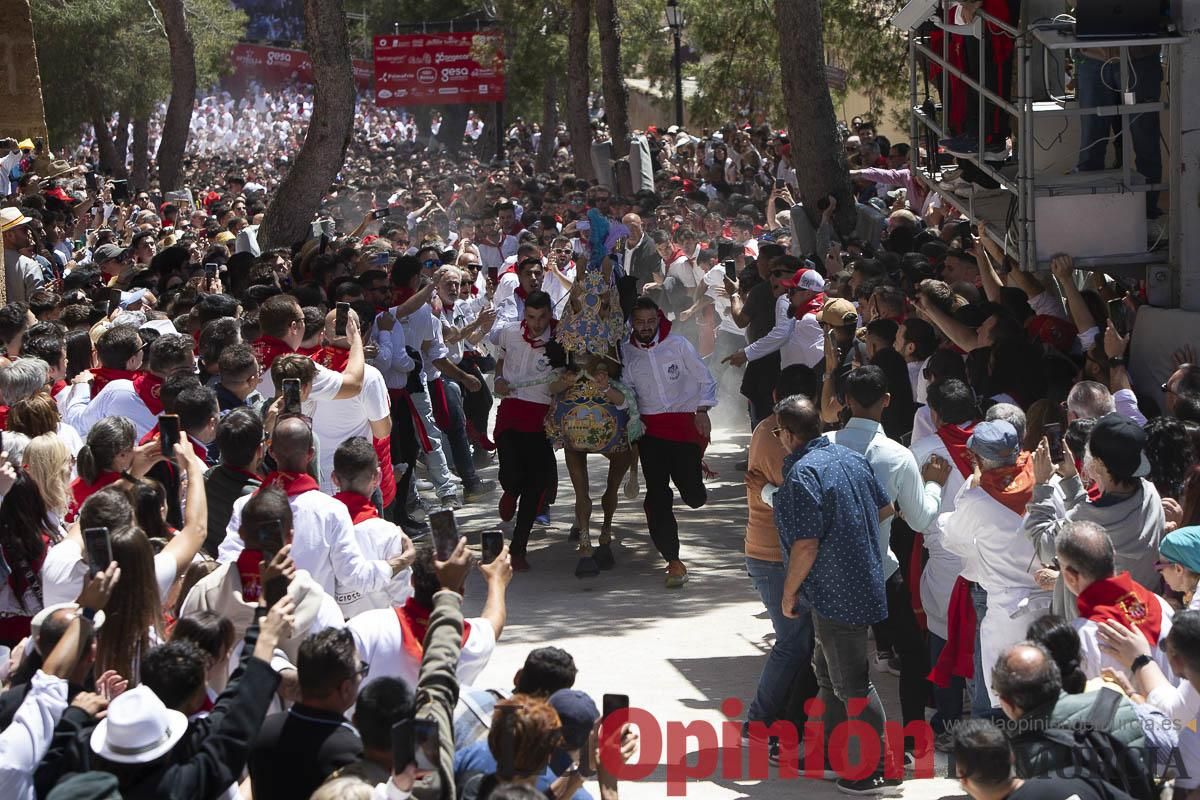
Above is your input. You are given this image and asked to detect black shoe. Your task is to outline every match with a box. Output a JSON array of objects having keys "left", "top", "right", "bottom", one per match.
[
  {"left": 835, "top": 775, "right": 902, "bottom": 796},
  {"left": 593, "top": 542, "right": 615, "bottom": 570},
  {"left": 400, "top": 514, "right": 430, "bottom": 539}
]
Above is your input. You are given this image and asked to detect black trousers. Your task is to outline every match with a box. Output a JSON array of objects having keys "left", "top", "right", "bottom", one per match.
[
  {"left": 740, "top": 350, "right": 780, "bottom": 431},
  {"left": 389, "top": 390, "right": 421, "bottom": 522},
  {"left": 459, "top": 352, "right": 494, "bottom": 443},
  {"left": 497, "top": 429, "right": 556, "bottom": 556},
  {"left": 886, "top": 567, "right": 930, "bottom": 740},
  {"left": 637, "top": 435, "right": 706, "bottom": 562}
]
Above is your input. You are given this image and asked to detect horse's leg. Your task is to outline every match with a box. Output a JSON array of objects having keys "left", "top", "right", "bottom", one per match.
[
  {"left": 564, "top": 450, "right": 593, "bottom": 550},
  {"left": 598, "top": 449, "right": 634, "bottom": 546}
]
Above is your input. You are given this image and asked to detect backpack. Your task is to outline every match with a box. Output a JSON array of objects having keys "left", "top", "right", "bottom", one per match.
[{"left": 1012, "top": 688, "right": 1158, "bottom": 800}]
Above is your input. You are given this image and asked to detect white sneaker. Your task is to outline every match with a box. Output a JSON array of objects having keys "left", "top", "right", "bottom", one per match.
[{"left": 415, "top": 479, "right": 435, "bottom": 491}]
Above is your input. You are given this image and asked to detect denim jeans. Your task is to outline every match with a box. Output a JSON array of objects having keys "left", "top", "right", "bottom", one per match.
[
  {"left": 1075, "top": 54, "right": 1163, "bottom": 218},
  {"left": 812, "top": 611, "right": 890, "bottom": 776},
  {"left": 440, "top": 379, "right": 478, "bottom": 485},
  {"left": 968, "top": 583, "right": 995, "bottom": 718},
  {"left": 409, "top": 390, "right": 456, "bottom": 499},
  {"left": 746, "top": 557, "right": 815, "bottom": 724}
]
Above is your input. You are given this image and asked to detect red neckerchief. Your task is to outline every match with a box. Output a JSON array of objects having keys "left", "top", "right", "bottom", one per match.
[
  {"left": 296, "top": 344, "right": 324, "bottom": 359},
  {"left": 0, "top": 405, "right": 7, "bottom": 428},
  {"left": 1076, "top": 572, "right": 1163, "bottom": 648},
  {"left": 132, "top": 372, "right": 164, "bottom": 415},
  {"left": 334, "top": 491, "right": 379, "bottom": 524},
  {"left": 788, "top": 290, "right": 827, "bottom": 319},
  {"left": 236, "top": 549, "right": 264, "bottom": 603},
  {"left": 318, "top": 346, "right": 350, "bottom": 372},
  {"left": 191, "top": 328, "right": 201, "bottom": 355},
  {"left": 935, "top": 422, "right": 977, "bottom": 477},
  {"left": 391, "top": 286, "right": 416, "bottom": 308},
  {"left": 395, "top": 597, "right": 471, "bottom": 663},
  {"left": 470, "top": 285, "right": 479, "bottom": 296},
  {"left": 252, "top": 335, "right": 294, "bottom": 372},
  {"left": 978, "top": 451, "right": 1036, "bottom": 516},
  {"left": 514, "top": 285, "right": 529, "bottom": 301},
  {"left": 50, "top": 380, "right": 68, "bottom": 399},
  {"left": 257, "top": 470, "right": 319, "bottom": 497},
  {"left": 667, "top": 246, "right": 686, "bottom": 266},
  {"left": 500, "top": 262, "right": 518, "bottom": 278},
  {"left": 629, "top": 311, "right": 672, "bottom": 349},
  {"left": 91, "top": 367, "right": 137, "bottom": 395},
  {"left": 521, "top": 320, "right": 555, "bottom": 348}
]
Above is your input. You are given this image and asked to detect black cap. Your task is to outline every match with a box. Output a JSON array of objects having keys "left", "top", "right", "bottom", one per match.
[{"left": 1087, "top": 412, "right": 1150, "bottom": 481}]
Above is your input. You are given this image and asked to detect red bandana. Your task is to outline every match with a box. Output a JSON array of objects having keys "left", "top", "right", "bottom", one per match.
[
  {"left": 935, "top": 422, "right": 977, "bottom": 478},
  {"left": 258, "top": 471, "right": 319, "bottom": 498},
  {"left": 515, "top": 285, "right": 529, "bottom": 302},
  {"left": 520, "top": 320, "right": 555, "bottom": 348},
  {"left": 318, "top": 347, "right": 350, "bottom": 373},
  {"left": 68, "top": 471, "right": 122, "bottom": 520},
  {"left": 132, "top": 372, "right": 164, "bottom": 415},
  {"left": 629, "top": 310, "right": 673, "bottom": 349},
  {"left": 334, "top": 491, "right": 379, "bottom": 524},
  {"left": 978, "top": 451, "right": 1036, "bottom": 517},
  {"left": 252, "top": 335, "right": 295, "bottom": 372},
  {"left": 395, "top": 597, "right": 471, "bottom": 664},
  {"left": 50, "top": 380, "right": 68, "bottom": 399},
  {"left": 789, "top": 291, "right": 828, "bottom": 319},
  {"left": 1076, "top": 572, "right": 1164, "bottom": 648},
  {"left": 0, "top": 405, "right": 6, "bottom": 428},
  {"left": 295, "top": 344, "right": 324, "bottom": 359},
  {"left": 91, "top": 367, "right": 137, "bottom": 396}
]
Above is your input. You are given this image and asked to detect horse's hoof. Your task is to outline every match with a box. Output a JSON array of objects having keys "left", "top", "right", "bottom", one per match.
[
  {"left": 594, "top": 543, "right": 615, "bottom": 571},
  {"left": 575, "top": 555, "right": 601, "bottom": 578},
  {"left": 569, "top": 526, "right": 581, "bottom": 542}
]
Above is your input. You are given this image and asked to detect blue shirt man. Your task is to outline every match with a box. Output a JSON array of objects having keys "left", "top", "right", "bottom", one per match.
[{"left": 774, "top": 433, "right": 891, "bottom": 625}]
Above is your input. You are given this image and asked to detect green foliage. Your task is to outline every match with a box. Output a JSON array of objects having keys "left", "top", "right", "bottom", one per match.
[{"left": 33, "top": 0, "right": 245, "bottom": 144}]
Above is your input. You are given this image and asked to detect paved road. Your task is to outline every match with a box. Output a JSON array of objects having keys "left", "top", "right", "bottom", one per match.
[{"left": 451, "top": 425, "right": 965, "bottom": 800}]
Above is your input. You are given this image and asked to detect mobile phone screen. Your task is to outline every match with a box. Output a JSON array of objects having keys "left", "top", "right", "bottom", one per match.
[
  {"left": 1044, "top": 422, "right": 1064, "bottom": 463},
  {"left": 335, "top": 302, "right": 350, "bottom": 337},
  {"left": 1107, "top": 298, "right": 1128, "bottom": 336},
  {"left": 392, "top": 721, "right": 415, "bottom": 771},
  {"left": 204, "top": 262, "right": 219, "bottom": 279},
  {"left": 108, "top": 287, "right": 123, "bottom": 309},
  {"left": 414, "top": 719, "right": 438, "bottom": 771},
  {"left": 158, "top": 414, "right": 180, "bottom": 458},
  {"left": 429, "top": 510, "right": 458, "bottom": 561},
  {"left": 481, "top": 531, "right": 503, "bottom": 564},
  {"left": 371, "top": 207, "right": 392, "bottom": 220},
  {"left": 602, "top": 693, "right": 630, "bottom": 721},
  {"left": 282, "top": 379, "right": 303, "bottom": 416},
  {"left": 723, "top": 260, "right": 737, "bottom": 282},
  {"left": 83, "top": 527, "right": 112, "bottom": 577},
  {"left": 486, "top": 266, "right": 499, "bottom": 285}
]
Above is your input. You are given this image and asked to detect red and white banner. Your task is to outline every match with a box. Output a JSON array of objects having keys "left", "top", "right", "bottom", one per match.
[
  {"left": 226, "top": 43, "right": 372, "bottom": 94},
  {"left": 373, "top": 31, "right": 505, "bottom": 106}
]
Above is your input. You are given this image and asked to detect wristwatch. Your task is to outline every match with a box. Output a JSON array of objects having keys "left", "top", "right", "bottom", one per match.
[{"left": 1130, "top": 654, "right": 1153, "bottom": 675}]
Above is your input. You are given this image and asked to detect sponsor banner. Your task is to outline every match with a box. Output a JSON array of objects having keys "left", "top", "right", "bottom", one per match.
[
  {"left": 373, "top": 31, "right": 505, "bottom": 106},
  {"left": 227, "top": 43, "right": 372, "bottom": 93}
]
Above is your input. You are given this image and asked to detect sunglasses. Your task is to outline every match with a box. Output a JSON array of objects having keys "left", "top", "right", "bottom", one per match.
[{"left": 1154, "top": 559, "right": 1177, "bottom": 572}]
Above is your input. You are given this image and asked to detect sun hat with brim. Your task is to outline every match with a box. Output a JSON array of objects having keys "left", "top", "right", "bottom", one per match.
[
  {"left": 45, "top": 771, "right": 122, "bottom": 800},
  {"left": 1160, "top": 526, "right": 1200, "bottom": 574},
  {"left": 91, "top": 684, "right": 187, "bottom": 764},
  {"left": 0, "top": 206, "right": 32, "bottom": 233}
]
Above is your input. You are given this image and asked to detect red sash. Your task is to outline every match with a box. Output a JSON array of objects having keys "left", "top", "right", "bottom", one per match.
[
  {"left": 91, "top": 367, "right": 137, "bottom": 396},
  {"left": 935, "top": 422, "right": 976, "bottom": 478},
  {"left": 132, "top": 372, "right": 164, "bottom": 415},
  {"left": 258, "top": 470, "right": 319, "bottom": 497},
  {"left": 978, "top": 452, "right": 1036, "bottom": 517},
  {"left": 252, "top": 335, "right": 294, "bottom": 372},
  {"left": 373, "top": 437, "right": 396, "bottom": 509},
  {"left": 642, "top": 412, "right": 708, "bottom": 447},
  {"left": 1076, "top": 572, "right": 1164, "bottom": 648},
  {"left": 395, "top": 597, "right": 471, "bottom": 664},
  {"left": 68, "top": 471, "right": 122, "bottom": 520},
  {"left": 334, "top": 491, "right": 380, "bottom": 525},
  {"left": 928, "top": 576, "right": 977, "bottom": 687},
  {"left": 429, "top": 378, "right": 451, "bottom": 432},
  {"left": 494, "top": 398, "right": 550, "bottom": 437}
]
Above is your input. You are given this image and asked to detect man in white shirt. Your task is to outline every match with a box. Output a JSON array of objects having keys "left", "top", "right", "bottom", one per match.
[
  {"left": 218, "top": 416, "right": 412, "bottom": 599},
  {"left": 330, "top": 437, "right": 413, "bottom": 618},
  {"left": 725, "top": 262, "right": 825, "bottom": 370},
  {"left": 940, "top": 420, "right": 1050, "bottom": 706},
  {"left": 474, "top": 214, "right": 518, "bottom": 272},
  {"left": 66, "top": 332, "right": 195, "bottom": 440},
  {"left": 491, "top": 257, "right": 548, "bottom": 335},
  {"left": 250, "top": 293, "right": 365, "bottom": 404},
  {"left": 492, "top": 290, "right": 561, "bottom": 572},
  {"left": 620, "top": 297, "right": 717, "bottom": 588},
  {"left": 825, "top": 365, "right": 948, "bottom": 740}
]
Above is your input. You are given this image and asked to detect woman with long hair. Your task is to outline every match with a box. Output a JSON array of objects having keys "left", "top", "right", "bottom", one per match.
[
  {"left": 1145, "top": 416, "right": 1197, "bottom": 502},
  {"left": 0, "top": 471, "right": 61, "bottom": 646},
  {"left": 170, "top": 610, "right": 237, "bottom": 702},
  {"left": 870, "top": 347, "right": 917, "bottom": 442},
  {"left": 23, "top": 433, "right": 72, "bottom": 525},
  {"left": 64, "top": 329, "right": 95, "bottom": 382},
  {"left": 69, "top": 416, "right": 160, "bottom": 520}
]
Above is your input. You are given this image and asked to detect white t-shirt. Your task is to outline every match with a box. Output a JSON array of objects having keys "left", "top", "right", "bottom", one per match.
[
  {"left": 334, "top": 517, "right": 413, "bottom": 618},
  {"left": 703, "top": 266, "right": 745, "bottom": 336},
  {"left": 42, "top": 540, "right": 177, "bottom": 608},
  {"left": 257, "top": 360, "right": 344, "bottom": 406},
  {"left": 311, "top": 365, "right": 390, "bottom": 493},
  {"left": 348, "top": 606, "right": 497, "bottom": 690}
]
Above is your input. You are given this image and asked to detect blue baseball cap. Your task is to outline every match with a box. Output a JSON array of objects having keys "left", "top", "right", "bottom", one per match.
[
  {"left": 967, "top": 420, "right": 1020, "bottom": 461},
  {"left": 549, "top": 689, "right": 598, "bottom": 750}
]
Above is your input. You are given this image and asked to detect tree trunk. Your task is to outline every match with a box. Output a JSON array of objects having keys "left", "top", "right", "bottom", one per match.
[
  {"left": 437, "top": 105, "right": 469, "bottom": 156},
  {"left": 130, "top": 115, "right": 150, "bottom": 192},
  {"left": 775, "top": 0, "right": 855, "bottom": 235},
  {"left": 593, "top": 0, "right": 629, "bottom": 191},
  {"left": 92, "top": 112, "right": 127, "bottom": 179},
  {"left": 565, "top": 0, "right": 595, "bottom": 181},
  {"left": 113, "top": 108, "right": 130, "bottom": 168},
  {"left": 154, "top": 0, "right": 197, "bottom": 192},
  {"left": 257, "top": 0, "right": 356, "bottom": 250},
  {"left": 536, "top": 72, "right": 559, "bottom": 174}
]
